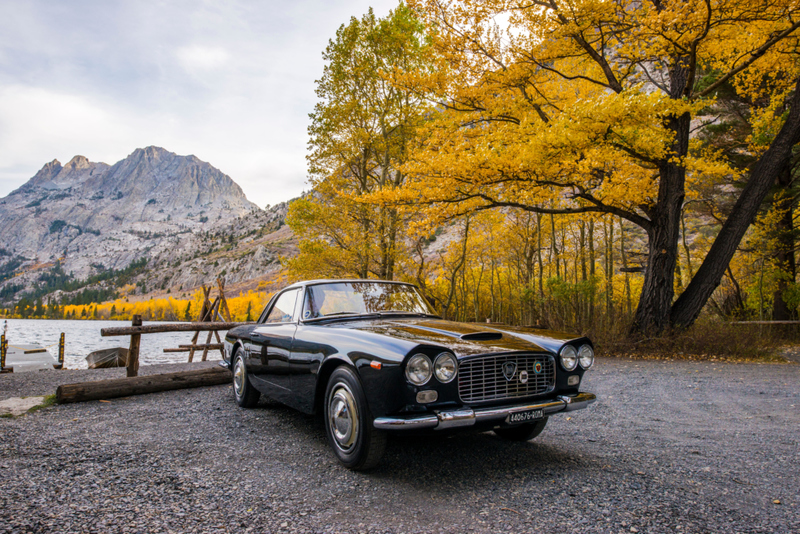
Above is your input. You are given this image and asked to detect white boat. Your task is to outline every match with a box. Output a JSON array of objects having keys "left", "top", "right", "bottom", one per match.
[
  {"left": 86, "top": 347, "right": 128, "bottom": 369},
  {"left": 2, "top": 344, "right": 61, "bottom": 372}
]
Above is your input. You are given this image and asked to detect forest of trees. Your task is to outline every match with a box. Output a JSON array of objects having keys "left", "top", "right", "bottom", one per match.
[
  {"left": 6, "top": 289, "right": 270, "bottom": 323},
  {"left": 287, "top": 0, "right": 800, "bottom": 342}
]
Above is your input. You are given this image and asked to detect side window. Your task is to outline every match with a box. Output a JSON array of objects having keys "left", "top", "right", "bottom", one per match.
[
  {"left": 264, "top": 289, "right": 300, "bottom": 324},
  {"left": 302, "top": 287, "right": 319, "bottom": 320}
]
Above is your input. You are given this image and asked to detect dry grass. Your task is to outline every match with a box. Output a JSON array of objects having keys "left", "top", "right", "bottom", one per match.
[{"left": 593, "top": 318, "right": 793, "bottom": 363}]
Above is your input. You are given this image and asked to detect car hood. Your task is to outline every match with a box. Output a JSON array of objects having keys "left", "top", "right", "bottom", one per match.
[{"left": 330, "top": 318, "right": 582, "bottom": 358}]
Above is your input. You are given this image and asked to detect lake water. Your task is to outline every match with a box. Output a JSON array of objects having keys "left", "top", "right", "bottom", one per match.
[{"left": 1, "top": 319, "right": 226, "bottom": 369}]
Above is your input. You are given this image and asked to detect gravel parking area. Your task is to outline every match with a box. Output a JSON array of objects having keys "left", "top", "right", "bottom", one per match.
[{"left": 1, "top": 358, "right": 798, "bottom": 533}]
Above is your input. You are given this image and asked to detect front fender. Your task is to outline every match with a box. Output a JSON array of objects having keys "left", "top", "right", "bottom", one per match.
[
  {"left": 313, "top": 352, "right": 406, "bottom": 419},
  {"left": 221, "top": 338, "right": 246, "bottom": 368}
]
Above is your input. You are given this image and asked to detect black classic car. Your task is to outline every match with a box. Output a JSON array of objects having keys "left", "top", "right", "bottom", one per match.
[{"left": 221, "top": 279, "right": 596, "bottom": 470}]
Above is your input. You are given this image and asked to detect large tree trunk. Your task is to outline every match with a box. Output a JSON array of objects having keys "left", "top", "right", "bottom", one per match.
[
  {"left": 671, "top": 77, "right": 800, "bottom": 328},
  {"left": 605, "top": 218, "right": 614, "bottom": 319},
  {"left": 632, "top": 112, "right": 689, "bottom": 334},
  {"left": 772, "top": 166, "right": 796, "bottom": 320}
]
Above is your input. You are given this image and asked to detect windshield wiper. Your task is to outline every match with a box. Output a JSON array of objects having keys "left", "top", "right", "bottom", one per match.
[
  {"left": 305, "top": 310, "right": 440, "bottom": 323},
  {"left": 304, "top": 311, "right": 371, "bottom": 322},
  {"left": 375, "top": 311, "right": 440, "bottom": 318}
]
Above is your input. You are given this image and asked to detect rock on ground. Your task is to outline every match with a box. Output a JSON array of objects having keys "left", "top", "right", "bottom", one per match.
[{"left": 0, "top": 396, "right": 46, "bottom": 417}]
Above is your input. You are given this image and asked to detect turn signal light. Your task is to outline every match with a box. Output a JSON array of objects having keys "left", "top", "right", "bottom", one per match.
[
  {"left": 567, "top": 375, "right": 580, "bottom": 386},
  {"left": 370, "top": 361, "right": 382, "bottom": 370},
  {"left": 416, "top": 390, "right": 438, "bottom": 404}
]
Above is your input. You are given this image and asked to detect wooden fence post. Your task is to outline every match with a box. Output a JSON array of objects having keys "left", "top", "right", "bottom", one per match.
[
  {"left": 57, "top": 333, "right": 65, "bottom": 369},
  {"left": 127, "top": 315, "right": 142, "bottom": 377},
  {"left": 0, "top": 334, "right": 6, "bottom": 372}
]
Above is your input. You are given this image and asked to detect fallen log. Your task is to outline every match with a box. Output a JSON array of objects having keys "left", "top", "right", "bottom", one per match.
[{"left": 56, "top": 367, "right": 231, "bottom": 404}]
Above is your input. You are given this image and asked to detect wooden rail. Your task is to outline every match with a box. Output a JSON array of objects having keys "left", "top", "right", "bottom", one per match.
[
  {"left": 731, "top": 321, "right": 800, "bottom": 325},
  {"left": 100, "top": 322, "right": 248, "bottom": 336},
  {"left": 163, "top": 344, "right": 224, "bottom": 353}
]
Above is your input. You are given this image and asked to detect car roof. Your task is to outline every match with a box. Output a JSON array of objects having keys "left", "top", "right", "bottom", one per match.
[{"left": 282, "top": 279, "right": 418, "bottom": 291}]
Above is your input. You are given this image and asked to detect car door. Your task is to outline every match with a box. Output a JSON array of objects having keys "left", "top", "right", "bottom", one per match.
[{"left": 247, "top": 288, "right": 300, "bottom": 406}]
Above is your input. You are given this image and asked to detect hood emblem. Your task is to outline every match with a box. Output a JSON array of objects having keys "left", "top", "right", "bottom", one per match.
[{"left": 502, "top": 361, "right": 517, "bottom": 381}]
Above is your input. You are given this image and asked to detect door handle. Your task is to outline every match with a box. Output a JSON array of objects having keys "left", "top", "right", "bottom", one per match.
[{"left": 251, "top": 333, "right": 269, "bottom": 345}]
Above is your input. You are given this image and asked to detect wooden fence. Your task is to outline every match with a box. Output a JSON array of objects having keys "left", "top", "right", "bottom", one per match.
[{"left": 100, "top": 315, "right": 251, "bottom": 377}]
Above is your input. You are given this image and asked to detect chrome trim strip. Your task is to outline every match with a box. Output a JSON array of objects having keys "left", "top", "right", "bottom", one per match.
[
  {"left": 373, "top": 414, "right": 439, "bottom": 430},
  {"left": 559, "top": 392, "right": 597, "bottom": 412},
  {"left": 373, "top": 392, "right": 596, "bottom": 431},
  {"left": 435, "top": 408, "right": 475, "bottom": 430}
]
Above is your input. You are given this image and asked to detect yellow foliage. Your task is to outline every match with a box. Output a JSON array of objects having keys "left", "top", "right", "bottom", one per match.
[{"left": 61, "top": 291, "right": 272, "bottom": 323}]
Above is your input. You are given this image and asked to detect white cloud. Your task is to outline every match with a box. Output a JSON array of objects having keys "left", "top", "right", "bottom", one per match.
[
  {"left": 176, "top": 45, "right": 231, "bottom": 73},
  {"left": 0, "top": 86, "right": 135, "bottom": 166}
]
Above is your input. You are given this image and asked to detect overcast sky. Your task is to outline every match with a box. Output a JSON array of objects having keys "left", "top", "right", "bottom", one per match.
[{"left": 0, "top": 0, "right": 399, "bottom": 208}]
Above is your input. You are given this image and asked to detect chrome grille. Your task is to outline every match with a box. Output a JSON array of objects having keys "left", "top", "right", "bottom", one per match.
[{"left": 458, "top": 353, "right": 555, "bottom": 403}]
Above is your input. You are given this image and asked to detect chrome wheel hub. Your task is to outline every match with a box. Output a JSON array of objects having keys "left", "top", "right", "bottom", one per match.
[
  {"left": 233, "top": 359, "right": 244, "bottom": 398},
  {"left": 328, "top": 384, "right": 358, "bottom": 452}
]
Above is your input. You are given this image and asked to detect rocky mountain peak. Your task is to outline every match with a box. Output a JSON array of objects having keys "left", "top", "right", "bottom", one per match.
[
  {"left": 41, "top": 158, "right": 62, "bottom": 172},
  {"left": 24, "top": 159, "right": 63, "bottom": 190},
  {"left": 0, "top": 147, "right": 262, "bottom": 284},
  {"left": 65, "top": 155, "right": 91, "bottom": 170},
  {"left": 131, "top": 146, "right": 171, "bottom": 162}
]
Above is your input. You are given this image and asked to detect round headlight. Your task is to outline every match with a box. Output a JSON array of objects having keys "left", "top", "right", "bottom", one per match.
[
  {"left": 578, "top": 344, "right": 594, "bottom": 369},
  {"left": 406, "top": 354, "right": 432, "bottom": 385},
  {"left": 560, "top": 345, "right": 578, "bottom": 371},
  {"left": 434, "top": 352, "right": 457, "bottom": 383}
]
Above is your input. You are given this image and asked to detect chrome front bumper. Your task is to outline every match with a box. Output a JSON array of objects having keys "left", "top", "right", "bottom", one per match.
[{"left": 373, "top": 392, "right": 596, "bottom": 431}]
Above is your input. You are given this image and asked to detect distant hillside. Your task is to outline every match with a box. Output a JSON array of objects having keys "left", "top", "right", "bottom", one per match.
[{"left": 0, "top": 147, "right": 298, "bottom": 308}]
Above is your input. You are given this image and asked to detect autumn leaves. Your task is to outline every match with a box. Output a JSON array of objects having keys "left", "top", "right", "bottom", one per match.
[{"left": 290, "top": 0, "right": 800, "bottom": 335}]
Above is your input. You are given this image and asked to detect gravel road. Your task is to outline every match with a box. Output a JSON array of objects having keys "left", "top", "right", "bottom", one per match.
[{"left": 1, "top": 358, "right": 798, "bottom": 533}]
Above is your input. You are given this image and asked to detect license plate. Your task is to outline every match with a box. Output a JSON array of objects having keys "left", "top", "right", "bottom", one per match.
[{"left": 507, "top": 409, "right": 544, "bottom": 424}]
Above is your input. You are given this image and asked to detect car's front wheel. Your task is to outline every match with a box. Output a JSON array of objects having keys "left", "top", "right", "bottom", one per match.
[
  {"left": 493, "top": 418, "right": 548, "bottom": 441},
  {"left": 324, "top": 366, "right": 386, "bottom": 470},
  {"left": 232, "top": 352, "right": 260, "bottom": 408}
]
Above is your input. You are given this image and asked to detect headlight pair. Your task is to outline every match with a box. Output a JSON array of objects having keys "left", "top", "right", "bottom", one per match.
[
  {"left": 559, "top": 344, "right": 594, "bottom": 371},
  {"left": 406, "top": 352, "right": 457, "bottom": 386}
]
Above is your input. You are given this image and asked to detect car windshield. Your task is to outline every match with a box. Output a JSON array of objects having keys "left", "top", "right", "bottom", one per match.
[{"left": 302, "top": 282, "right": 435, "bottom": 320}]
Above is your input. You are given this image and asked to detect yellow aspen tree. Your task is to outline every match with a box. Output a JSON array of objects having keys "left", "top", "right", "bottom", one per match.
[
  {"left": 400, "top": 0, "right": 800, "bottom": 334},
  {"left": 288, "top": 5, "right": 431, "bottom": 281}
]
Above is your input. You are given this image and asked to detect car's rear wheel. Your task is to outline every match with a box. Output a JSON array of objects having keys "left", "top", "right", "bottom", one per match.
[
  {"left": 324, "top": 366, "right": 386, "bottom": 470},
  {"left": 493, "top": 418, "right": 548, "bottom": 441},
  {"left": 232, "top": 352, "right": 260, "bottom": 408}
]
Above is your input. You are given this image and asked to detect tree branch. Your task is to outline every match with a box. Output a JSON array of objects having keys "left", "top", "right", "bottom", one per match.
[
  {"left": 696, "top": 20, "right": 800, "bottom": 98},
  {"left": 545, "top": 0, "right": 624, "bottom": 92}
]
